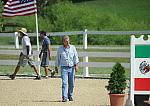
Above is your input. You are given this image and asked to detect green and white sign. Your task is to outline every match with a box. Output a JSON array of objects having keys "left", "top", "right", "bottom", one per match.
[{"left": 131, "top": 35, "right": 150, "bottom": 105}]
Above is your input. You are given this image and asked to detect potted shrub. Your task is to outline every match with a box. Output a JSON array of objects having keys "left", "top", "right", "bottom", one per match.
[{"left": 106, "top": 62, "right": 127, "bottom": 106}]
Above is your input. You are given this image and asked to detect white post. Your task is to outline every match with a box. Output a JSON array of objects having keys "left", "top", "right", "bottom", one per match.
[
  {"left": 14, "top": 32, "right": 19, "bottom": 49},
  {"left": 83, "top": 29, "right": 87, "bottom": 49},
  {"left": 83, "top": 29, "right": 89, "bottom": 77},
  {"left": 83, "top": 56, "right": 89, "bottom": 77},
  {"left": 35, "top": 8, "right": 40, "bottom": 75},
  {"left": 130, "top": 35, "right": 135, "bottom": 106}
]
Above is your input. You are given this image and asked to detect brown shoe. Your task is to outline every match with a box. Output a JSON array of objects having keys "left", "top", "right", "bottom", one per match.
[
  {"left": 68, "top": 97, "right": 73, "bottom": 101},
  {"left": 9, "top": 75, "right": 15, "bottom": 80},
  {"left": 62, "top": 97, "right": 67, "bottom": 102},
  {"left": 34, "top": 76, "right": 41, "bottom": 80}
]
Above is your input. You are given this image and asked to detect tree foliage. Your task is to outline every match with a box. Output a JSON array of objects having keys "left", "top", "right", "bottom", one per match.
[
  {"left": 1, "top": 0, "right": 7, "bottom": 4},
  {"left": 106, "top": 62, "right": 127, "bottom": 94},
  {"left": 0, "top": 1, "right": 4, "bottom": 32}
]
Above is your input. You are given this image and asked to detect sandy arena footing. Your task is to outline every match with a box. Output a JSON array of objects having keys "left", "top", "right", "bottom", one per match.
[{"left": 0, "top": 76, "right": 128, "bottom": 106}]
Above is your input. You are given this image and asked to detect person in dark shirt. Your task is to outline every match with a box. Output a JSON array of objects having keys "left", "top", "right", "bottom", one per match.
[{"left": 39, "top": 31, "right": 55, "bottom": 78}]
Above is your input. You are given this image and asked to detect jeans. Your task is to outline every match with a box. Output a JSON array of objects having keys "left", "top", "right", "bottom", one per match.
[{"left": 61, "top": 66, "right": 75, "bottom": 99}]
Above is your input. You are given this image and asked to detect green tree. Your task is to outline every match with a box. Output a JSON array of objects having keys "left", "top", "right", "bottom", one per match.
[
  {"left": 1, "top": 0, "right": 7, "bottom": 4},
  {"left": 0, "top": 1, "right": 4, "bottom": 32},
  {"left": 106, "top": 62, "right": 127, "bottom": 94},
  {"left": 37, "top": 0, "right": 69, "bottom": 17}
]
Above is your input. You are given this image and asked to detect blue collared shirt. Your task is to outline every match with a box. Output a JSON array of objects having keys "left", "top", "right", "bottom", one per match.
[
  {"left": 42, "top": 36, "right": 51, "bottom": 53},
  {"left": 55, "top": 44, "right": 79, "bottom": 67}
]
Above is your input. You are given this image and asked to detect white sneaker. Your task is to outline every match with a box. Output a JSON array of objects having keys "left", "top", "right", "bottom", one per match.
[{"left": 45, "top": 76, "right": 49, "bottom": 79}]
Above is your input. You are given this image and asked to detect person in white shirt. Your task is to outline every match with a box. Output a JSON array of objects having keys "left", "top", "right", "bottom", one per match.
[{"left": 9, "top": 28, "right": 41, "bottom": 80}]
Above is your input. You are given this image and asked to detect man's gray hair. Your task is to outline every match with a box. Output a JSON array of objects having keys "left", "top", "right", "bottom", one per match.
[{"left": 62, "top": 35, "right": 69, "bottom": 42}]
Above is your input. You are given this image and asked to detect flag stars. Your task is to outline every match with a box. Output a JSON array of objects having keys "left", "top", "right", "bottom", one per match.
[{"left": 20, "top": 0, "right": 34, "bottom": 4}]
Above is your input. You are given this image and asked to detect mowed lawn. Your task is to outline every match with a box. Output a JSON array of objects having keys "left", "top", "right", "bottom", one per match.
[
  {"left": 77, "top": 0, "right": 150, "bottom": 22},
  {"left": 0, "top": 45, "right": 130, "bottom": 78}
]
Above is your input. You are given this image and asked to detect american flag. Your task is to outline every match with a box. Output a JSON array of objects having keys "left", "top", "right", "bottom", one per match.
[{"left": 2, "top": 0, "right": 37, "bottom": 17}]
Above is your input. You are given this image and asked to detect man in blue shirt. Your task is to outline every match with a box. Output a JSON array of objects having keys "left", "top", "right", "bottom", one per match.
[
  {"left": 39, "top": 31, "right": 55, "bottom": 78},
  {"left": 55, "top": 35, "right": 79, "bottom": 102}
]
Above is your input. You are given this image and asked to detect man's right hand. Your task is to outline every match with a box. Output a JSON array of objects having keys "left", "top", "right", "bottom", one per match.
[
  {"left": 39, "top": 50, "right": 42, "bottom": 59},
  {"left": 39, "top": 53, "right": 41, "bottom": 59},
  {"left": 55, "top": 67, "right": 58, "bottom": 73},
  {"left": 20, "top": 52, "right": 23, "bottom": 56}
]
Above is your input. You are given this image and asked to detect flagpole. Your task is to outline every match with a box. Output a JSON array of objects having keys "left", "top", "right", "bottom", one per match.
[
  {"left": 35, "top": 13, "right": 39, "bottom": 51},
  {"left": 35, "top": 0, "right": 40, "bottom": 75}
]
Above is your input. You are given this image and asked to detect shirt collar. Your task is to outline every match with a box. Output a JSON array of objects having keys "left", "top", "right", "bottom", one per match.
[
  {"left": 63, "top": 44, "right": 70, "bottom": 49},
  {"left": 44, "top": 36, "right": 47, "bottom": 39}
]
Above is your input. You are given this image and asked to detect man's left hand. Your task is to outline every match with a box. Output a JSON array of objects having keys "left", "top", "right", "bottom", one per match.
[
  {"left": 49, "top": 56, "right": 51, "bottom": 60},
  {"left": 75, "top": 65, "right": 79, "bottom": 72}
]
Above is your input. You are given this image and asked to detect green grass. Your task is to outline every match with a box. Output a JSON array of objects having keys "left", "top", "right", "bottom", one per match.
[
  {"left": 0, "top": 65, "right": 82, "bottom": 76},
  {"left": 0, "top": 37, "right": 15, "bottom": 45},
  {"left": 0, "top": 46, "right": 130, "bottom": 52},
  {"left": 0, "top": 65, "right": 57, "bottom": 76},
  {"left": 77, "top": 0, "right": 150, "bottom": 22},
  {"left": 88, "top": 67, "right": 130, "bottom": 77},
  {"left": 81, "top": 49, "right": 129, "bottom": 52},
  {"left": 0, "top": 54, "right": 18, "bottom": 60},
  {"left": 0, "top": 65, "right": 36, "bottom": 75},
  {"left": 0, "top": 65, "right": 130, "bottom": 78},
  {"left": 88, "top": 57, "right": 129, "bottom": 63}
]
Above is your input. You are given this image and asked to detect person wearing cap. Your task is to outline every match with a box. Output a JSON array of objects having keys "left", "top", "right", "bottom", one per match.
[
  {"left": 39, "top": 31, "right": 55, "bottom": 78},
  {"left": 9, "top": 28, "right": 41, "bottom": 80},
  {"left": 55, "top": 35, "right": 79, "bottom": 102}
]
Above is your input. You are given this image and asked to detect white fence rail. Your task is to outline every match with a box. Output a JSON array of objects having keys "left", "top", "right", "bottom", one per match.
[
  {"left": 0, "top": 50, "right": 130, "bottom": 68},
  {"left": 1, "top": 30, "right": 150, "bottom": 37}
]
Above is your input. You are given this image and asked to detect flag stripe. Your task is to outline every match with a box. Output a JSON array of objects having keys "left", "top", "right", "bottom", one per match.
[
  {"left": 6, "top": 1, "right": 35, "bottom": 8},
  {"left": 135, "top": 78, "right": 150, "bottom": 91},
  {"left": 2, "top": 10, "right": 36, "bottom": 17},
  {"left": 135, "top": 45, "right": 150, "bottom": 58},
  {"left": 3, "top": 8, "right": 36, "bottom": 14},
  {"left": 2, "top": 0, "right": 37, "bottom": 17},
  {"left": 4, "top": 4, "right": 36, "bottom": 12},
  {"left": 2, "top": 12, "right": 36, "bottom": 17}
]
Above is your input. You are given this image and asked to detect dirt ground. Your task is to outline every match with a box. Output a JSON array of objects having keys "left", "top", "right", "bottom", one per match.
[{"left": 0, "top": 76, "right": 128, "bottom": 106}]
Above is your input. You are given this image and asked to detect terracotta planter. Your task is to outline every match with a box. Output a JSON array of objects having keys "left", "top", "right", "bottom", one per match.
[{"left": 109, "top": 94, "right": 125, "bottom": 106}]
